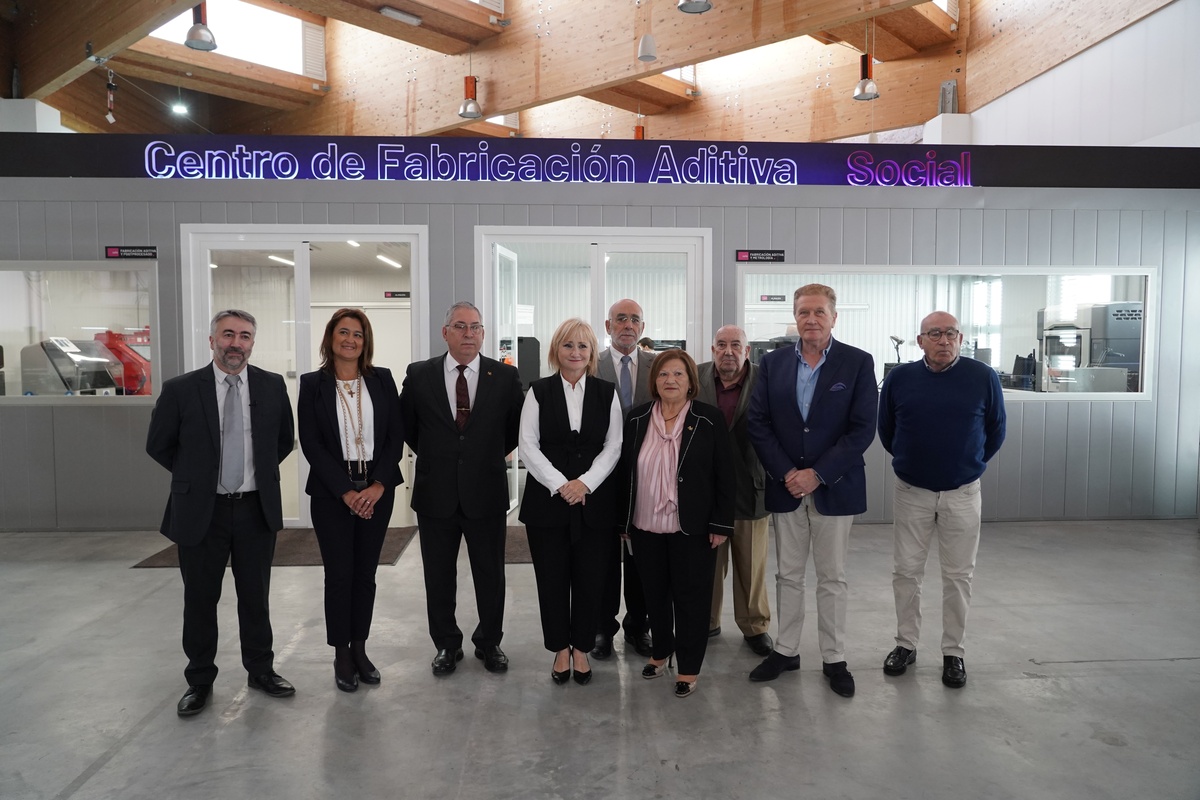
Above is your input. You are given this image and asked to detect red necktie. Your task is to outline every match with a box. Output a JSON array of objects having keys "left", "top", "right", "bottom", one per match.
[{"left": 455, "top": 364, "right": 470, "bottom": 430}]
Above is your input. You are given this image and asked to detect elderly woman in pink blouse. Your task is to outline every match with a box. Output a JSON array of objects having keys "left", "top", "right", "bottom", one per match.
[{"left": 617, "top": 349, "right": 735, "bottom": 697}]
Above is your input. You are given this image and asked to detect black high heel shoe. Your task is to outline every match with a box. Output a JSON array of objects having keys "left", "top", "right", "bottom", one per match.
[
  {"left": 334, "top": 645, "right": 359, "bottom": 693},
  {"left": 551, "top": 648, "right": 571, "bottom": 685},
  {"left": 350, "top": 640, "right": 381, "bottom": 684},
  {"left": 572, "top": 651, "right": 592, "bottom": 685}
]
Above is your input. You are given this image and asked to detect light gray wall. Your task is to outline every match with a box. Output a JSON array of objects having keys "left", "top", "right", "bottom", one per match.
[{"left": 0, "top": 178, "right": 1197, "bottom": 528}]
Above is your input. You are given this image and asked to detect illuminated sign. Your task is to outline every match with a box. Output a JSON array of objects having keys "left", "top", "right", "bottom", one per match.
[{"left": 1, "top": 133, "right": 1197, "bottom": 190}]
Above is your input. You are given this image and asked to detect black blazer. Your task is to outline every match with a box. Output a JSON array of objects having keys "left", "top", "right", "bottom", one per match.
[
  {"left": 618, "top": 400, "right": 735, "bottom": 539},
  {"left": 298, "top": 367, "right": 404, "bottom": 498},
  {"left": 146, "top": 363, "right": 295, "bottom": 546},
  {"left": 399, "top": 354, "right": 523, "bottom": 520}
]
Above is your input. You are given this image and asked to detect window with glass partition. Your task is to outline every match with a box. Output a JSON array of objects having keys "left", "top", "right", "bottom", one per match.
[
  {"left": 739, "top": 266, "right": 1153, "bottom": 397},
  {"left": 0, "top": 260, "right": 156, "bottom": 399}
]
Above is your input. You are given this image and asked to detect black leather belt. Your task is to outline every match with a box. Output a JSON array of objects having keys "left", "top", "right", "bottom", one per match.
[{"left": 216, "top": 490, "right": 258, "bottom": 500}]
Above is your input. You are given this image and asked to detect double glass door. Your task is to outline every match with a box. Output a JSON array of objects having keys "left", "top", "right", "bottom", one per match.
[{"left": 186, "top": 227, "right": 425, "bottom": 528}]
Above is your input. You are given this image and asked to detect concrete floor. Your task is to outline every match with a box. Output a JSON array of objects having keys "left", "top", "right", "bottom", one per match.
[{"left": 1, "top": 519, "right": 1198, "bottom": 800}]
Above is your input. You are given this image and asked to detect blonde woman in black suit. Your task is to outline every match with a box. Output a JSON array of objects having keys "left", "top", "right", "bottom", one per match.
[
  {"left": 298, "top": 308, "right": 405, "bottom": 693},
  {"left": 518, "top": 318, "right": 623, "bottom": 685}
]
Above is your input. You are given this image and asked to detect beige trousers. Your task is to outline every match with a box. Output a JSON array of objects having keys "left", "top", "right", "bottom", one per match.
[{"left": 709, "top": 516, "right": 771, "bottom": 636}]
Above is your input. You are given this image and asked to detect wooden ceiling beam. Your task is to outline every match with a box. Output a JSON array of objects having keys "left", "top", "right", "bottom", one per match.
[
  {"left": 271, "top": 0, "right": 501, "bottom": 55},
  {"left": 108, "top": 38, "right": 326, "bottom": 112},
  {"left": 15, "top": 0, "right": 195, "bottom": 99},
  {"left": 582, "top": 74, "right": 696, "bottom": 116},
  {"left": 818, "top": 2, "right": 957, "bottom": 62}
]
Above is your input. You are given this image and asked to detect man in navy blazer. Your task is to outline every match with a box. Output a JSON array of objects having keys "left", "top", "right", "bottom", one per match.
[
  {"left": 400, "top": 301, "right": 523, "bottom": 677},
  {"left": 746, "top": 284, "right": 878, "bottom": 697},
  {"left": 146, "top": 309, "right": 297, "bottom": 717}
]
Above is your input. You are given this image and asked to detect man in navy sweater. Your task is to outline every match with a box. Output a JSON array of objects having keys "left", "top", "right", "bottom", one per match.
[{"left": 878, "top": 311, "right": 1006, "bottom": 689}]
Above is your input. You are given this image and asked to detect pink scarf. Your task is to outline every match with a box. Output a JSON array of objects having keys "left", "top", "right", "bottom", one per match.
[{"left": 633, "top": 400, "right": 691, "bottom": 533}]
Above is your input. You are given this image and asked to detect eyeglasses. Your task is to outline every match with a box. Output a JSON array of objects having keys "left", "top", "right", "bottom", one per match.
[
  {"left": 613, "top": 314, "right": 642, "bottom": 325},
  {"left": 449, "top": 323, "right": 484, "bottom": 333},
  {"left": 921, "top": 328, "right": 960, "bottom": 341}
]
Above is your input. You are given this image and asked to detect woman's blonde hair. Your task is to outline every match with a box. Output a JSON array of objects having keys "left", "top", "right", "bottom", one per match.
[{"left": 547, "top": 317, "right": 600, "bottom": 376}]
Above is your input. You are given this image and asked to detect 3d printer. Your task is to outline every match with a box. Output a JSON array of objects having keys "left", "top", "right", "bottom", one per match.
[{"left": 1036, "top": 302, "right": 1142, "bottom": 392}]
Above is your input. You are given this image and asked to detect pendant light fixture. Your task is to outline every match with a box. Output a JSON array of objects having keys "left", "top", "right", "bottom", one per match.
[
  {"left": 853, "top": 20, "right": 878, "bottom": 101},
  {"left": 184, "top": 3, "right": 217, "bottom": 51},
  {"left": 637, "top": 33, "right": 658, "bottom": 62},
  {"left": 677, "top": 0, "right": 713, "bottom": 12},
  {"left": 458, "top": 49, "right": 483, "bottom": 119}
]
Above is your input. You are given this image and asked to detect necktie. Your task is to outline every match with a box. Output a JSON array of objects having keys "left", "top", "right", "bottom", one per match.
[
  {"left": 455, "top": 364, "right": 470, "bottom": 430},
  {"left": 619, "top": 354, "right": 633, "bottom": 410},
  {"left": 220, "top": 373, "right": 244, "bottom": 493}
]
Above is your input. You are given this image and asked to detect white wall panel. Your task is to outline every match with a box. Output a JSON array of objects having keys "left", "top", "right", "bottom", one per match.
[{"left": 0, "top": 177, "right": 1195, "bottom": 529}]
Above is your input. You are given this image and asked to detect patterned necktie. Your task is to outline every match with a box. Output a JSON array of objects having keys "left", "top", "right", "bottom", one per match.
[
  {"left": 455, "top": 364, "right": 470, "bottom": 430},
  {"left": 220, "top": 373, "right": 244, "bottom": 493},
  {"left": 619, "top": 354, "right": 633, "bottom": 411}
]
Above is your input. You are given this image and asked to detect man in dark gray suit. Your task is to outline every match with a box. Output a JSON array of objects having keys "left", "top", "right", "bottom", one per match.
[
  {"left": 400, "top": 301, "right": 523, "bottom": 677},
  {"left": 697, "top": 325, "right": 772, "bottom": 657},
  {"left": 146, "top": 309, "right": 297, "bottom": 717},
  {"left": 592, "top": 298, "right": 653, "bottom": 659}
]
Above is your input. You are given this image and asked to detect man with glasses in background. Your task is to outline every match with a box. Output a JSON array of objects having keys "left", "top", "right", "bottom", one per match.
[
  {"left": 878, "top": 311, "right": 1006, "bottom": 689},
  {"left": 592, "top": 298, "right": 654, "bottom": 659},
  {"left": 400, "top": 301, "right": 524, "bottom": 677}
]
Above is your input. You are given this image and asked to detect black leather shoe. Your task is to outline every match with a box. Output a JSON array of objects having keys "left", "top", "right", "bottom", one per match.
[
  {"left": 625, "top": 631, "right": 653, "bottom": 658},
  {"left": 431, "top": 648, "right": 464, "bottom": 676},
  {"left": 708, "top": 626, "right": 722, "bottom": 637},
  {"left": 475, "top": 645, "right": 509, "bottom": 673},
  {"left": 334, "top": 646, "right": 358, "bottom": 693},
  {"left": 591, "top": 634, "right": 614, "bottom": 660},
  {"left": 350, "top": 640, "right": 381, "bottom": 684},
  {"left": 744, "top": 632, "right": 774, "bottom": 657},
  {"left": 884, "top": 645, "right": 916, "bottom": 676},
  {"left": 247, "top": 672, "right": 296, "bottom": 697},
  {"left": 176, "top": 685, "right": 211, "bottom": 717},
  {"left": 749, "top": 650, "right": 800, "bottom": 682},
  {"left": 822, "top": 661, "right": 855, "bottom": 697},
  {"left": 942, "top": 655, "right": 967, "bottom": 688}
]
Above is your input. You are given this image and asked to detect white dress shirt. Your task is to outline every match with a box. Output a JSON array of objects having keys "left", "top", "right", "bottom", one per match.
[
  {"left": 443, "top": 353, "right": 481, "bottom": 421},
  {"left": 333, "top": 375, "right": 376, "bottom": 462}
]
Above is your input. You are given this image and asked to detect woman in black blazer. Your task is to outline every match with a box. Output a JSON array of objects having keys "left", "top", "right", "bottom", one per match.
[
  {"left": 518, "top": 318, "right": 623, "bottom": 685},
  {"left": 298, "top": 308, "right": 404, "bottom": 692},
  {"left": 619, "top": 349, "right": 735, "bottom": 697}
]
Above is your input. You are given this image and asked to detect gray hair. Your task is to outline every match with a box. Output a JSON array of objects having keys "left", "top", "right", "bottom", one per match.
[
  {"left": 443, "top": 301, "right": 482, "bottom": 326},
  {"left": 210, "top": 309, "right": 257, "bottom": 337}
]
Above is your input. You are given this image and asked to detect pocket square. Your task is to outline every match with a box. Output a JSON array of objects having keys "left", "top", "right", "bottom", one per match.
[{"left": 829, "top": 382, "right": 847, "bottom": 391}]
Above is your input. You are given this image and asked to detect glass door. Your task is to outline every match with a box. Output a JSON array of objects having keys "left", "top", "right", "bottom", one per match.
[
  {"left": 492, "top": 243, "right": 520, "bottom": 511},
  {"left": 206, "top": 244, "right": 306, "bottom": 523}
]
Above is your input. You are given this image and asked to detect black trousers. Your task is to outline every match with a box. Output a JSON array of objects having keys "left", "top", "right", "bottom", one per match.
[
  {"left": 597, "top": 533, "right": 649, "bottom": 639},
  {"left": 525, "top": 519, "right": 606, "bottom": 653},
  {"left": 311, "top": 489, "right": 395, "bottom": 647},
  {"left": 631, "top": 527, "right": 717, "bottom": 676},
  {"left": 417, "top": 511, "right": 507, "bottom": 651},
  {"left": 177, "top": 493, "right": 276, "bottom": 686}
]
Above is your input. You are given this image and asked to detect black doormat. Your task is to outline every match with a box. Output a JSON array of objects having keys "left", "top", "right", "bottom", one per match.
[{"left": 133, "top": 526, "right": 418, "bottom": 568}]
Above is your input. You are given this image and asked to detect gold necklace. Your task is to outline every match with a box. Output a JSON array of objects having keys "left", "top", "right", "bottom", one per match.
[{"left": 335, "top": 373, "right": 365, "bottom": 477}]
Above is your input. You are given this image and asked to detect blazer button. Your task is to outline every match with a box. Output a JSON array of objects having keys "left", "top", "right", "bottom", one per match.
[
  {"left": 459, "top": 435, "right": 465, "bottom": 440},
  {"left": 804, "top": 427, "right": 810, "bottom": 433}
]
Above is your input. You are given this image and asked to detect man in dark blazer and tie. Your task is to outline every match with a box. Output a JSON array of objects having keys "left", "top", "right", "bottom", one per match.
[
  {"left": 146, "top": 309, "right": 297, "bottom": 717},
  {"left": 697, "top": 325, "right": 773, "bottom": 657},
  {"left": 399, "top": 301, "right": 523, "bottom": 676},
  {"left": 746, "top": 284, "right": 878, "bottom": 697},
  {"left": 592, "top": 298, "right": 654, "bottom": 659}
]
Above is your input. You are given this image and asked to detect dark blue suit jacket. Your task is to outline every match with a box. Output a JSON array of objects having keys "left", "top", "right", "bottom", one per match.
[{"left": 747, "top": 339, "right": 878, "bottom": 516}]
